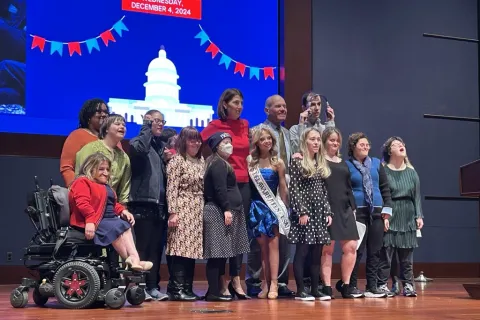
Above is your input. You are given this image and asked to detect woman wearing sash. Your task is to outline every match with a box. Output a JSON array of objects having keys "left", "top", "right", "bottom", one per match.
[
  {"left": 247, "top": 126, "right": 289, "bottom": 300},
  {"left": 320, "top": 127, "right": 362, "bottom": 299},
  {"left": 289, "top": 127, "right": 332, "bottom": 301},
  {"left": 203, "top": 132, "right": 250, "bottom": 302}
]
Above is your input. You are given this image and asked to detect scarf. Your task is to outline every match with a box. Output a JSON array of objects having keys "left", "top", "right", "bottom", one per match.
[{"left": 351, "top": 156, "right": 374, "bottom": 214}]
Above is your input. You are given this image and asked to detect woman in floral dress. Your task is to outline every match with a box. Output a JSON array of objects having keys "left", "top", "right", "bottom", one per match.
[{"left": 165, "top": 126, "right": 205, "bottom": 301}]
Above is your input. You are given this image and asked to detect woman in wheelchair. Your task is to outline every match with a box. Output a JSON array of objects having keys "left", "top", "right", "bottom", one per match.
[{"left": 69, "top": 152, "right": 152, "bottom": 272}]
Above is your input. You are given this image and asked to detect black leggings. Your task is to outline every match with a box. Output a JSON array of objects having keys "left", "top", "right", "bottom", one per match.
[
  {"left": 206, "top": 258, "right": 227, "bottom": 296},
  {"left": 294, "top": 244, "right": 323, "bottom": 294}
]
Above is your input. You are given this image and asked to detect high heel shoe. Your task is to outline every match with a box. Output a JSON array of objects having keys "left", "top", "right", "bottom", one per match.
[
  {"left": 228, "top": 281, "right": 251, "bottom": 300},
  {"left": 125, "top": 257, "right": 143, "bottom": 271},
  {"left": 139, "top": 261, "right": 153, "bottom": 271},
  {"left": 257, "top": 283, "right": 269, "bottom": 299},
  {"left": 268, "top": 281, "right": 278, "bottom": 299}
]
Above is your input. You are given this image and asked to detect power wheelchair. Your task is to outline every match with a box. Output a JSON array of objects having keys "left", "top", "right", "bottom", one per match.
[{"left": 10, "top": 177, "right": 147, "bottom": 309}]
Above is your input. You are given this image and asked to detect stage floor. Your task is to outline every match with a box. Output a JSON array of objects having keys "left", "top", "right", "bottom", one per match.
[{"left": 2, "top": 279, "right": 480, "bottom": 319}]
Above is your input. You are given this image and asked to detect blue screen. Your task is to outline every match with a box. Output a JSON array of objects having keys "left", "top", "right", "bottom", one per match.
[{"left": 0, "top": 0, "right": 279, "bottom": 138}]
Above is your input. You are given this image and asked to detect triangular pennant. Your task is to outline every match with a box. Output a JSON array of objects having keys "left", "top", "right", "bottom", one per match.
[
  {"left": 249, "top": 67, "right": 260, "bottom": 80},
  {"left": 219, "top": 54, "right": 232, "bottom": 70},
  {"left": 205, "top": 43, "right": 220, "bottom": 58},
  {"left": 68, "top": 42, "right": 82, "bottom": 56},
  {"left": 50, "top": 41, "right": 63, "bottom": 56},
  {"left": 263, "top": 67, "right": 275, "bottom": 80},
  {"left": 194, "top": 30, "right": 209, "bottom": 46},
  {"left": 85, "top": 38, "right": 100, "bottom": 53},
  {"left": 112, "top": 20, "right": 129, "bottom": 37},
  {"left": 234, "top": 62, "right": 246, "bottom": 77},
  {"left": 31, "top": 36, "right": 46, "bottom": 52},
  {"left": 100, "top": 30, "right": 116, "bottom": 46}
]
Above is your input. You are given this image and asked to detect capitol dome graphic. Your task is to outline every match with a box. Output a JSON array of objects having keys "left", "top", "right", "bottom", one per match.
[{"left": 108, "top": 46, "right": 214, "bottom": 128}]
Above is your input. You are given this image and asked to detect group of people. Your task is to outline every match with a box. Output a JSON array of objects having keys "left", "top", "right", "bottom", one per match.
[{"left": 60, "top": 88, "right": 424, "bottom": 303}]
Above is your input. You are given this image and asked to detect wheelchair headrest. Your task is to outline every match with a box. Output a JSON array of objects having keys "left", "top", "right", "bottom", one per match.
[{"left": 48, "top": 185, "right": 70, "bottom": 228}]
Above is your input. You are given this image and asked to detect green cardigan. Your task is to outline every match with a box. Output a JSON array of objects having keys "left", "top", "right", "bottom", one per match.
[{"left": 75, "top": 140, "right": 131, "bottom": 204}]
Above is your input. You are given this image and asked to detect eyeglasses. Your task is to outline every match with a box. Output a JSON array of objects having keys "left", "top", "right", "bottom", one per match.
[
  {"left": 152, "top": 119, "right": 166, "bottom": 125},
  {"left": 95, "top": 109, "right": 110, "bottom": 116}
]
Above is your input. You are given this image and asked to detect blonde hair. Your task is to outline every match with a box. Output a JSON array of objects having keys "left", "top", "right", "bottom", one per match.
[
  {"left": 78, "top": 152, "right": 112, "bottom": 182},
  {"left": 381, "top": 136, "right": 414, "bottom": 169},
  {"left": 322, "top": 127, "right": 343, "bottom": 157},
  {"left": 249, "top": 126, "right": 279, "bottom": 168},
  {"left": 299, "top": 127, "right": 331, "bottom": 178}
]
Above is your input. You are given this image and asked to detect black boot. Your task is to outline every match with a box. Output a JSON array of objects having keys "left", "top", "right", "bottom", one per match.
[
  {"left": 184, "top": 260, "right": 201, "bottom": 300},
  {"left": 166, "top": 259, "right": 196, "bottom": 301}
]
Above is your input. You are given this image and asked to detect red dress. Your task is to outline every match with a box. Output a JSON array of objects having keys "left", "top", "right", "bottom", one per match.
[{"left": 201, "top": 119, "right": 250, "bottom": 184}]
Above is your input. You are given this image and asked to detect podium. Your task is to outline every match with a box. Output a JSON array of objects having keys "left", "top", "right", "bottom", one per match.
[
  {"left": 422, "top": 30, "right": 480, "bottom": 299},
  {"left": 460, "top": 160, "right": 480, "bottom": 299}
]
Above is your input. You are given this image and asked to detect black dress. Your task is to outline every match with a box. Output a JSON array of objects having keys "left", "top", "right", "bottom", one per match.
[
  {"left": 94, "top": 185, "right": 131, "bottom": 246},
  {"left": 203, "top": 158, "right": 250, "bottom": 259},
  {"left": 325, "top": 160, "right": 359, "bottom": 241}
]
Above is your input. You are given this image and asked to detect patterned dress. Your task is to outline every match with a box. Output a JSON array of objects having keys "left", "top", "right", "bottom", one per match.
[
  {"left": 288, "top": 158, "right": 332, "bottom": 245},
  {"left": 203, "top": 158, "right": 250, "bottom": 259},
  {"left": 166, "top": 154, "right": 205, "bottom": 259}
]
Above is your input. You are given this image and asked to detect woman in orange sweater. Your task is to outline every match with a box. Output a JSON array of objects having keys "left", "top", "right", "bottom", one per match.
[
  {"left": 60, "top": 99, "right": 109, "bottom": 187},
  {"left": 69, "top": 152, "right": 151, "bottom": 271}
]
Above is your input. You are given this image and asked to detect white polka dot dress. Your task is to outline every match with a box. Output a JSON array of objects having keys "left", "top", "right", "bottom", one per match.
[{"left": 288, "top": 158, "right": 332, "bottom": 245}]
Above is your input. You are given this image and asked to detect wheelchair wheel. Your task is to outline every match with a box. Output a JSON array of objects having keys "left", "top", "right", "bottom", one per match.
[
  {"left": 53, "top": 261, "right": 101, "bottom": 309},
  {"left": 32, "top": 287, "right": 48, "bottom": 307},
  {"left": 105, "top": 288, "right": 126, "bottom": 309},
  {"left": 126, "top": 286, "right": 146, "bottom": 306},
  {"left": 10, "top": 288, "right": 28, "bottom": 308}
]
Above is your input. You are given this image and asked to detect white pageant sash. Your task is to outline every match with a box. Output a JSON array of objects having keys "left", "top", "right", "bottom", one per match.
[{"left": 247, "top": 157, "right": 290, "bottom": 237}]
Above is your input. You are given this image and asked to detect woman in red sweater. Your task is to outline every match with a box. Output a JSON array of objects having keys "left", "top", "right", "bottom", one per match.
[
  {"left": 69, "top": 152, "right": 152, "bottom": 272},
  {"left": 201, "top": 88, "right": 250, "bottom": 299}
]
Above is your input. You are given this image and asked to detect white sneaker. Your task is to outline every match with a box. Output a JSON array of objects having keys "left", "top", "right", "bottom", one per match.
[
  {"left": 378, "top": 284, "right": 395, "bottom": 298},
  {"left": 144, "top": 290, "right": 153, "bottom": 302}
]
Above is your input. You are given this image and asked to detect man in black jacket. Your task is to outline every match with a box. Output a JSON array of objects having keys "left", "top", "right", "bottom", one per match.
[{"left": 128, "top": 109, "right": 173, "bottom": 301}]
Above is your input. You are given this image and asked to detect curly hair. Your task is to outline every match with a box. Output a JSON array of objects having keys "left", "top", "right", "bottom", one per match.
[
  {"left": 78, "top": 98, "right": 109, "bottom": 128},
  {"left": 347, "top": 132, "right": 370, "bottom": 158},
  {"left": 249, "top": 126, "right": 279, "bottom": 168}
]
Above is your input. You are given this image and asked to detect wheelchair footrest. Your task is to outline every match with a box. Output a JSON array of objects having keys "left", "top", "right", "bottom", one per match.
[{"left": 118, "top": 269, "right": 149, "bottom": 275}]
